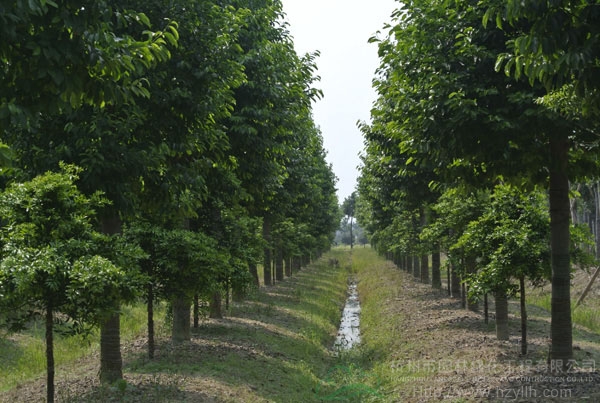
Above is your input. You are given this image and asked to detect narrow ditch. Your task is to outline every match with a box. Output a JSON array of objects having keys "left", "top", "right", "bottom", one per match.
[{"left": 333, "top": 279, "right": 361, "bottom": 351}]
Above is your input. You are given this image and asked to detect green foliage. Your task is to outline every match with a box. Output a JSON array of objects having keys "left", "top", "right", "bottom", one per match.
[
  {"left": 0, "top": 0, "right": 178, "bottom": 128},
  {"left": 0, "top": 165, "right": 138, "bottom": 329},
  {"left": 454, "top": 185, "right": 551, "bottom": 299}
]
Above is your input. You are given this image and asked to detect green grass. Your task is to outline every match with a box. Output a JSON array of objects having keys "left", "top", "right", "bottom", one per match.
[
  {"left": 0, "top": 303, "right": 163, "bottom": 393},
  {"left": 528, "top": 292, "right": 600, "bottom": 333}
]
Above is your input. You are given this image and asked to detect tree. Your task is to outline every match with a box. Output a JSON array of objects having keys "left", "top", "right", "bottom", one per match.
[
  {"left": 0, "top": 166, "right": 140, "bottom": 402},
  {"left": 361, "top": 0, "right": 597, "bottom": 364},
  {"left": 483, "top": 0, "right": 600, "bottom": 363},
  {"left": 342, "top": 192, "right": 357, "bottom": 249},
  {"left": 0, "top": 0, "right": 176, "bottom": 129}
]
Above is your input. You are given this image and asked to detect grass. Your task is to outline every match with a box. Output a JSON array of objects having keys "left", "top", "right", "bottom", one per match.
[
  {"left": 0, "top": 250, "right": 355, "bottom": 402},
  {"left": 528, "top": 291, "right": 600, "bottom": 333},
  {"left": 4, "top": 248, "right": 599, "bottom": 401},
  {"left": 0, "top": 303, "right": 163, "bottom": 393}
]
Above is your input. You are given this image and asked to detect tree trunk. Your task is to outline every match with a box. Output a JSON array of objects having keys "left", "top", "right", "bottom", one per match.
[
  {"left": 99, "top": 215, "right": 123, "bottom": 383},
  {"left": 263, "top": 219, "right": 272, "bottom": 286},
  {"left": 447, "top": 264, "right": 451, "bottom": 296},
  {"left": 275, "top": 249, "right": 283, "bottom": 281},
  {"left": 594, "top": 182, "right": 600, "bottom": 258},
  {"left": 495, "top": 290, "right": 509, "bottom": 341},
  {"left": 466, "top": 257, "right": 478, "bottom": 311},
  {"left": 147, "top": 283, "right": 155, "bottom": 359},
  {"left": 248, "top": 262, "right": 259, "bottom": 288},
  {"left": 484, "top": 293, "right": 489, "bottom": 324},
  {"left": 461, "top": 282, "right": 467, "bottom": 309},
  {"left": 420, "top": 254, "right": 429, "bottom": 284},
  {"left": 350, "top": 216, "right": 353, "bottom": 249},
  {"left": 193, "top": 294, "right": 200, "bottom": 328},
  {"left": 520, "top": 276, "right": 528, "bottom": 355},
  {"left": 46, "top": 304, "right": 55, "bottom": 403},
  {"left": 172, "top": 295, "right": 191, "bottom": 344},
  {"left": 406, "top": 254, "right": 412, "bottom": 273},
  {"left": 431, "top": 245, "right": 441, "bottom": 289},
  {"left": 450, "top": 263, "right": 461, "bottom": 299},
  {"left": 549, "top": 135, "right": 573, "bottom": 364},
  {"left": 100, "top": 313, "right": 123, "bottom": 383},
  {"left": 412, "top": 255, "right": 420, "bottom": 279},
  {"left": 575, "top": 267, "right": 600, "bottom": 308},
  {"left": 209, "top": 290, "right": 223, "bottom": 319},
  {"left": 285, "top": 256, "right": 292, "bottom": 277}
]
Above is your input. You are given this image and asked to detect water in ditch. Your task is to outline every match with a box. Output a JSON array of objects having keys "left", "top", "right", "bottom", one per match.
[{"left": 333, "top": 280, "right": 361, "bottom": 351}]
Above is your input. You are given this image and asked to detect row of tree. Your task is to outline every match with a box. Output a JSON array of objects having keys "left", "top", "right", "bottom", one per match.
[
  {"left": 0, "top": 1, "right": 339, "bottom": 401},
  {"left": 357, "top": 0, "right": 600, "bottom": 368}
]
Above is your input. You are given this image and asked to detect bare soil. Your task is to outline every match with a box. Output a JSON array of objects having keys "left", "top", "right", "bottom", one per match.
[{"left": 386, "top": 264, "right": 600, "bottom": 402}]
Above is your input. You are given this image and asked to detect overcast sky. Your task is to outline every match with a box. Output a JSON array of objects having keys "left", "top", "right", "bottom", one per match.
[{"left": 281, "top": 0, "right": 398, "bottom": 203}]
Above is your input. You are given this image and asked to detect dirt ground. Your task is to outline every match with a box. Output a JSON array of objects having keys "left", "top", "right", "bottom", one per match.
[
  {"left": 2, "top": 257, "right": 600, "bottom": 402},
  {"left": 385, "top": 264, "right": 600, "bottom": 402}
]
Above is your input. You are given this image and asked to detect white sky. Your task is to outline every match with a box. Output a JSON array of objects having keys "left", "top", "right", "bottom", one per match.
[{"left": 281, "top": 0, "right": 398, "bottom": 203}]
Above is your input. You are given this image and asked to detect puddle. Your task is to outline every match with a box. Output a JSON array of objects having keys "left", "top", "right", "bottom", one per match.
[{"left": 334, "top": 280, "right": 361, "bottom": 351}]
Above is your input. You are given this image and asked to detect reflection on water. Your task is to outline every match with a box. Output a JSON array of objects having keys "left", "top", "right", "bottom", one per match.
[{"left": 334, "top": 281, "right": 361, "bottom": 350}]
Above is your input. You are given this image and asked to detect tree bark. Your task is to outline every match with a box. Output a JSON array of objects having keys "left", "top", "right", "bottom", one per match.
[
  {"left": 412, "top": 255, "right": 420, "bottom": 279},
  {"left": 46, "top": 304, "right": 55, "bottom": 403},
  {"left": 100, "top": 312, "right": 123, "bottom": 383},
  {"left": 263, "top": 218, "right": 272, "bottom": 286},
  {"left": 172, "top": 295, "right": 191, "bottom": 344},
  {"left": 275, "top": 248, "right": 284, "bottom": 282},
  {"left": 549, "top": 135, "right": 573, "bottom": 364},
  {"left": 193, "top": 294, "right": 200, "bottom": 328},
  {"left": 248, "top": 262, "right": 259, "bottom": 288},
  {"left": 431, "top": 245, "right": 441, "bottom": 289},
  {"left": 450, "top": 263, "right": 461, "bottom": 299},
  {"left": 209, "top": 290, "right": 223, "bottom": 319},
  {"left": 484, "top": 293, "right": 489, "bottom": 324},
  {"left": 520, "top": 276, "right": 528, "bottom": 355},
  {"left": 420, "top": 254, "right": 429, "bottom": 284},
  {"left": 495, "top": 290, "right": 509, "bottom": 341},
  {"left": 99, "top": 215, "right": 123, "bottom": 383},
  {"left": 148, "top": 284, "right": 155, "bottom": 359}
]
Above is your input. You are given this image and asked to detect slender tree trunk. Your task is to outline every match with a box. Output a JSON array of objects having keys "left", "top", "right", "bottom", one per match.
[
  {"left": 420, "top": 207, "right": 429, "bottom": 284},
  {"left": 263, "top": 219, "right": 272, "bottom": 286},
  {"left": 461, "top": 282, "right": 467, "bottom": 309},
  {"left": 549, "top": 135, "right": 573, "bottom": 364},
  {"left": 100, "top": 312, "right": 123, "bottom": 383},
  {"left": 420, "top": 254, "right": 429, "bottom": 284},
  {"left": 484, "top": 294, "right": 489, "bottom": 324},
  {"left": 99, "top": 215, "right": 123, "bottom": 383},
  {"left": 495, "top": 290, "right": 509, "bottom": 341},
  {"left": 350, "top": 216, "right": 353, "bottom": 249},
  {"left": 466, "top": 257, "right": 478, "bottom": 311},
  {"left": 447, "top": 264, "right": 451, "bottom": 296},
  {"left": 450, "top": 263, "right": 461, "bottom": 299},
  {"left": 285, "top": 256, "right": 292, "bottom": 277},
  {"left": 209, "top": 291, "right": 223, "bottom": 319},
  {"left": 46, "top": 304, "right": 55, "bottom": 403},
  {"left": 431, "top": 245, "right": 441, "bottom": 289},
  {"left": 575, "top": 267, "right": 600, "bottom": 308},
  {"left": 248, "top": 262, "right": 259, "bottom": 288},
  {"left": 172, "top": 295, "right": 191, "bottom": 344},
  {"left": 520, "top": 276, "right": 528, "bottom": 355},
  {"left": 412, "top": 255, "right": 420, "bottom": 279},
  {"left": 595, "top": 182, "right": 600, "bottom": 258},
  {"left": 193, "top": 294, "right": 200, "bottom": 328},
  {"left": 148, "top": 283, "right": 155, "bottom": 359}
]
